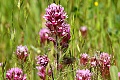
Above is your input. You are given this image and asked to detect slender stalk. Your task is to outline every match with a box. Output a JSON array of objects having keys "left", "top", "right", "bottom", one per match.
[
  {"left": 53, "top": 0, "right": 55, "bottom": 3},
  {"left": 50, "top": 65, "right": 54, "bottom": 80},
  {"left": 2, "top": 65, "right": 5, "bottom": 80},
  {"left": 2, "top": 61, "right": 6, "bottom": 80},
  {"left": 59, "top": 0, "right": 60, "bottom": 4},
  {"left": 56, "top": 35, "right": 59, "bottom": 70},
  {"left": 21, "top": 60, "right": 24, "bottom": 73},
  {"left": 71, "top": 64, "right": 74, "bottom": 79}
]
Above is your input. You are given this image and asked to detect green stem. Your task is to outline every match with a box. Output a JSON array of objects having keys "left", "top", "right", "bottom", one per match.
[{"left": 50, "top": 65, "right": 54, "bottom": 80}]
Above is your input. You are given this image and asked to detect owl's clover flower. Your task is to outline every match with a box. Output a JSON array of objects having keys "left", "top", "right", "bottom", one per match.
[
  {"left": 80, "top": 53, "right": 89, "bottom": 66},
  {"left": 59, "top": 22, "right": 70, "bottom": 40},
  {"left": 76, "top": 69, "right": 92, "bottom": 80},
  {"left": 59, "top": 22, "right": 71, "bottom": 49},
  {"left": 99, "top": 52, "right": 111, "bottom": 77},
  {"left": 39, "top": 28, "right": 50, "bottom": 43},
  {"left": 80, "top": 26, "right": 87, "bottom": 38},
  {"left": 36, "top": 66, "right": 46, "bottom": 80},
  {"left": 6, "top": 67, "right": 26, "bottom": 80},
  {"left": 100, "top": 52, "right": 110, "bottom": 66},
  {"left": 16, "top": 45, "right": 28, "bottom": 61},
  {"left": 36, "top": 55, "right": 49, "bottom": 67},
  {"left": 44, "top": 3, "right": 67, "bottom": 33},
  {"left": 90, "top": 57, "right": 99, "bottom": 67}
]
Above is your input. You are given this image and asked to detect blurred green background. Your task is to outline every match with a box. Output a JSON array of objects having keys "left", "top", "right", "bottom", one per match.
[{"left": 0, "top": 0, "right": 120, "bottom": 80}]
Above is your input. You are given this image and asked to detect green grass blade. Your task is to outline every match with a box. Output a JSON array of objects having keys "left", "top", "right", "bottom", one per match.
[{"left": 110, "top": 66, "right": 119, "bottom": 80}]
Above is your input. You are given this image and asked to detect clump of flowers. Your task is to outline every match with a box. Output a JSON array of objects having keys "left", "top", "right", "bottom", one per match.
[
  {"left": 99, "top": 52, "right": 111, "bottom": 77},
  {"left": 6, "top": 67, "right": 26, "bottom": 80},
  {"left": 80, "top": 53, "right": 89, "bottom": 66},
  {"left": 16, "top": 45, "right": 28, "bottom": 61},
  {"left": 76, "top": 69, "right": 92, "bottom": 80},
  {"left": 38, "top": 3, "right": 71, "bottom": 79},
  {"left": 36, "top": 55, "right": 49, "bottom": 67},
  {"left": 39, "top": 3, "right": 71, "bottom": 49}
]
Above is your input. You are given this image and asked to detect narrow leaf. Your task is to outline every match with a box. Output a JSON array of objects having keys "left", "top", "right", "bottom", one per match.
[{"left": 110, "top": 66, "right": 119, "bottom": 80}]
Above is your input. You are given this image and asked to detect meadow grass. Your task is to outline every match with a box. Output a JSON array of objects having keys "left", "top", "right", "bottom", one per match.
[{"left": 0, "top": 0, "right": 120, "bottom": 80}]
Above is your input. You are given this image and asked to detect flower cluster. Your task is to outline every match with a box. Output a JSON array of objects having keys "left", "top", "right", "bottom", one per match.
[
  {"left": 76, "top": 69, "right": 92, "bottom": 80},
  {"left": 79, "top": 52, "right": 111, "bottom": 79},
  {"left": 36, "top": 55, "right": 49, "bottom": 79},
  {"left": 16, "top": 45, "right": 28, "bottom": 61},
  {"left": 44, "top": 3, "right": 67, "bottom": 32},
  {"left": 80, "top": 53, "right": 89, "bottom": 65},
  {"left": 39, "top": 28, "right": 51, "bottom": 43},
  {"left": 79, "top": 52, "right": 111, "bottom": 67},
  {"left": 36, "top": 66, "right": 46, "bottom": 80},
  {"left": 6, "top": 67, "right": 26, "bottom": 80},
  {"left": 90, "top": 57, "right": 99, "bottom": 67},
  {"left": 36, "top": 55, "right": 49, "bottom": 67},
  {"left": 99, "top": 52, "right": 111, "bottom": 68},
  {"left": 99, "top": 52, "right": 111, "bottom": 76},
  {"left": 59, "top": 22, "right": 70, "bottom": 48},
  {"left": 39, "top": 3, "right": 70, "bottom": 49}
]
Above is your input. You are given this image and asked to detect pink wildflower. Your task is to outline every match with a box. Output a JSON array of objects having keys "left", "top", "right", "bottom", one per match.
[
  {"left": 80, "top": 26, "right": 87, "bottom": 38},
  {"left": 99, "top": 52, "right": 111, "bottom": 77},
  {"left": 76, "top": 69, "right": 92, "bottom": 80},
  {"left": 39, "top": 28, "right": 50, "bottom": 43},
  {"left": 90, "top": 57, "right": 99, "bottom": 67},
  {"left": 80, "top": 53, "right": 89, "bottom": 66},
  {"left": 16, "top": 45, "right": 28, "bottom": 61},
  {"left": 36, "top": 66, "right": 46, "bottom": 80},
  {"left": 44, "top": 3, "right": 67, "bottom": 32},
  {"left": 6, "top": 67, "right": 26, "bottom": 80},
  {"left": 36, "top": 55, "right": 49, "bottom": 67}
]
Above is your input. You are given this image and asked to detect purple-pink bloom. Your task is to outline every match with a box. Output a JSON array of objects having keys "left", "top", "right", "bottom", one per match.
[
  {"left": 44, "top": 3, "right": 67, "bottom": 32},
  {"left": 80, "top": 53, "right": 89, "bottom": 66},
  {"left": 60, "top": 22, "right": 70, "bottom": 41},
  {"left": 90, "top": 57, "right": 99, "bottom": 67},
  {"left": 39, "top": 28, "right": 51, "bottom": 44},
  {"left": 48, "top": 69, "right": 52, "bottom": 76},
  {"left": 99, "top": 52, "right": 111, "bottom": 77},
  {"left": 39, "top": 28, "right": 56, "bottom": 45},
  {"left": 59, "top": 22, "right": 71, "bottom": 49},
  {"left": 0, "top": 62, "right": 3, "bottom": 67},
  {"left": 36, "top": 55, "right": 49, "bottom": 67},
  {"left": 6, "top": 67, "right": 26, "bottom": 80},
  {"left": 118, "top": 72, "right": 120, "bottom": 80},
  {"left": 100, "top": 52, "right": 111, "bottom": 66},
  {"left": 76, "top": 69, "right": 92, "bottom": 80},
  {"left": 42, "top": 3, "right": 71, "bottom": 50},
  {"left": 80, "top": 26, "right": 87, "bottom": 38},
  {"left": 16, "top": 45, "right": 28, "bottom": 61},
  {"left": 36, "top": 66, "right": 46, "bottom": 80}
]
